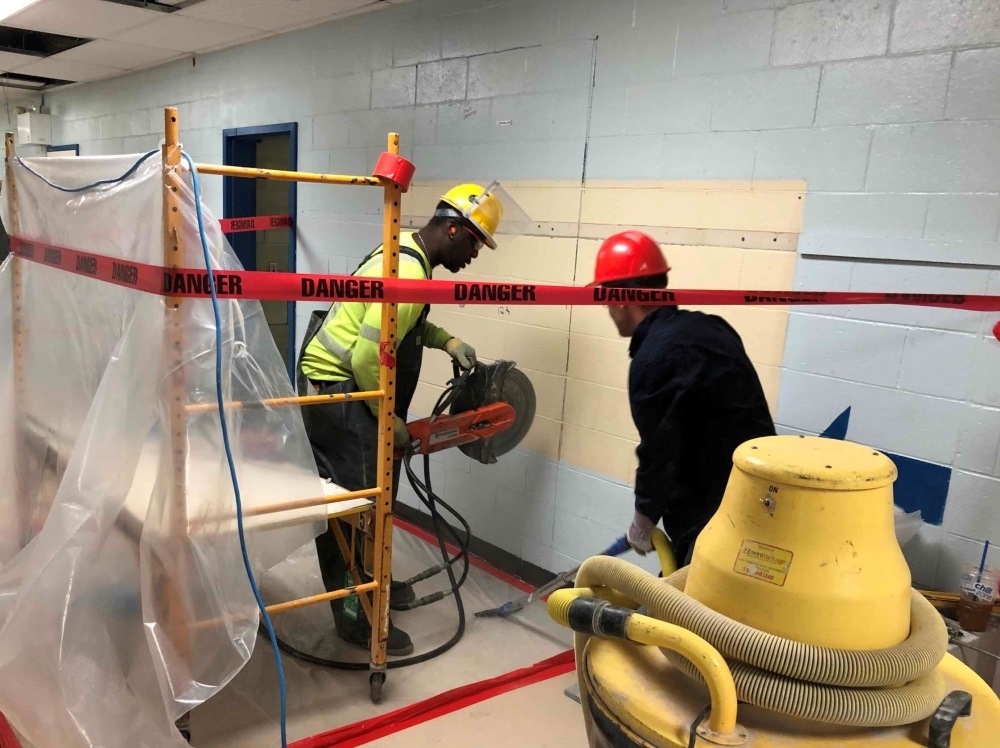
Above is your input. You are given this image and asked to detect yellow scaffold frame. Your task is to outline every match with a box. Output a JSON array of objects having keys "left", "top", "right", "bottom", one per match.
[
  {"left": 174, "top": 107, "right": 403, "bottom": 701},
  {"left": 4, "top": 105, "right": 403, "bottom": 706}
]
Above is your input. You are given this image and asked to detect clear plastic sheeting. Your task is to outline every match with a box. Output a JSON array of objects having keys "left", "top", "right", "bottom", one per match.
[{"left": 0, "top": 152, "right": 325, "bottom": 747}]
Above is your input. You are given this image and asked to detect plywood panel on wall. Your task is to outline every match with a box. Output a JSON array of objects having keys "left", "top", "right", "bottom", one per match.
[{"left": 408, "top": 178, "right": 805, "bottom": 487}]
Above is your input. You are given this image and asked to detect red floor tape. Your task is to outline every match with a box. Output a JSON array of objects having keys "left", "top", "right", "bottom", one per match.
[
  {"left": 0, "top": 713, "right": 20, "bottom": 748},
  {"left": 394, "top": 517, "right": 536, "bottom": 595},
  {"left": 288, "top": 649, "right": 576, "bottom": 748}
]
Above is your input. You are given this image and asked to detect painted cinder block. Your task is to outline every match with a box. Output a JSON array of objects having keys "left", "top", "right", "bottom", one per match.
[
  {"left": 593, "top": 25, "right": 677, "bottom": 89},
  {"left": 710, "top": 67, "right": 821, "bottom": 131},
  {"left": 772, "top": 0, "right": 891, "bottom": 65},
  {"left": 783, "top": 313, "right": 907, "bottom": 388},
  {"left": 524, "top": 40, "right": 596, "bottom": 94},
  {"left": 553, "top": 509, "right": 617, "bottom": 562},
  {"left": 520, "top": 416, "right": 563, "bottom": 460},
  {"left": 372, "top": 66, "right": 416, "bottom": 109},
  {"left": 674, "top": 9, "right": 774, "bottom": 76},
  {"left": 947, "top": 47, "right": 1000, "bottom": 121},
  {"left": 312, "top": 113, "right": 351, "bottom": 150},
  {"left": 897, "top": 329, "right": 978, "bottom": 399},
  {"left": 490, "top": 91, "right": 591, "bottom": 142},
  {"left": 555, "top": 0, "right": 638, "bottom": 40},
  {"left": 585, "top": 135, "right": 665, "bottom": 180},
  {"left": 891, "top": 0, "right": 1000, "bottom": 53},
  {"left": 471, "top": 451, "right": 530, "bottom": 494},
  {"left": 776, "top": 370, "right": 965, "bottom": 464},
  {"left": 434, "top": 100, "right": 493, "bottom": 145},
  {"left": 567, "top": 333, "right": 632, "bottom": 388},
  {"left": 563, "top": 379, "right": 637, "bottom": 441},
  {"left": 496, "top": 486, "right": 557, "bottom": 545},
  {"left": 392, "top": 17, "right": 442, "bottom": 67},
  {"left": 525, "top": 455, "right": 560, "bottom": 502},
  {"left": 99, "top": 112, "right": 130, "bottom": 139},
  {"left": 802, "top": 193, "right": 929, "bottom": 239},
  {"left": 942, "top": 470, "right": 1000, "bottom": 547},
  {"left": 754, "top": 126, "right": 872, "bottom": 191},
  {"left": 954, "top": 405, "right": 1000, "bottom": 475},
  {"left": 130, "top": 109, "right": 151, "bottom": 136},
  {"left": 660, "top": 132, "right": 759, "bottom": 180},
  {"left": 867, "top": 122, "right": 1000, "bottom": 193},
  {"left": 417, "top": 58, "right": 469, "bottom": 104},
  {"left": 968, "top": 334, "right": 1000, "bottom": 408},
  {"left": 624, "top": 77, "right": 713, "bottom": 136},
  {"left": 816, "top": 53, "right": 950, "bottom": 126},
  {"left": 441, "top": 0, "right": 560, "bottom": 59},
  {"left": 560, "top": 424, "right": 638, "bottom": 486},
  {"left": 924, "top": 195, "right": 1000, "bottom": 243}
]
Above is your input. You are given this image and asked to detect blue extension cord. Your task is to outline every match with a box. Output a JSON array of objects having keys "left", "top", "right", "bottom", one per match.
[
  {"left": 182, "top": 152, "right": 288, "bottom": 748},
  {"left": 17, "top": 149, "right": 289, "bottom": 746}
]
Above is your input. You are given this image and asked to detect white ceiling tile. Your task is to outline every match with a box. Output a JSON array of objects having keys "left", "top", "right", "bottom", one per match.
[
  {"left": 180, "top": 2, "right": 315, "bottom": 31},
  {"left": 0, "top": 51, "right": 42, "bottom": 73},
  {"left": 179, "top": 0, "right": 274, "bottom": 15},
  {"left": 277, "top": 0, "right": 384, "bottom": 19},
  {"left": 13, "top": 57, "right": 124, "bottom": 83},
  {"left": 110, "top": 15, "right": 260, "bottom": 52},
  {"left": 47, "top": 40, "right": 181, "bottom": 70},
  {"left": 3, "top": 0, "right": 159, "bottom": 38}
]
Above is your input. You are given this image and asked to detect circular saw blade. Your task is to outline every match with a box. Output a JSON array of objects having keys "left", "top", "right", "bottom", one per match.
[{"left": 450, "top": 363, "right": 536, "bottom": 464}]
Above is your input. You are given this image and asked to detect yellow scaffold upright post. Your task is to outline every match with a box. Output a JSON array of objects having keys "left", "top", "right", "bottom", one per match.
[{"left": 4, "top": 133, "right": 29, "bottom": 546}]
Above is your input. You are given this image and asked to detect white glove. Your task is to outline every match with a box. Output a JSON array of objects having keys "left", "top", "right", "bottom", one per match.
[
  {"left": 444, "top": 337, "right": 477, "bottom": 370},
  {"left": 627, "top": 511, "right": 656, "bottom": 555},
  {"left": 393, "top": 416, "right": 412, "bottom": 450}
]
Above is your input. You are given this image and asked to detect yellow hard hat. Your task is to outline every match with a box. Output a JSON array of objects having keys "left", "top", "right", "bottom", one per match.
[{"left": 437, "top": 182, "right": 503, "bottom": 249}]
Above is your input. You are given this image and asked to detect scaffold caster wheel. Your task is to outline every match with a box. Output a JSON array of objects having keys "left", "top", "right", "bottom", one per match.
[{"left": 370, "top": 671, "right": 386, "bottom": 703}]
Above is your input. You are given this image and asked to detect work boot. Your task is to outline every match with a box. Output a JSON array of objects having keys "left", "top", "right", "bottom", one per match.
[
  {"left": 336, "top": 617, "right": 414, "bottom": 656},
  {"left": 390, "top": 579, "right": 416, "bottom": 610}
]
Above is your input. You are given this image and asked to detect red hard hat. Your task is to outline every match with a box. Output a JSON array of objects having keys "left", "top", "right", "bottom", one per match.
[{"left": 590, "top": 230, "right": 671, "bottom": 286}]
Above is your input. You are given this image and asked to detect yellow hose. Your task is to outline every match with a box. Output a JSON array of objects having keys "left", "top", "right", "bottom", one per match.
[
  {"left": 572, "top": 556, "right": 949, "bottom": 727},
  {"left": 650, "top": 527, "right": 677, "bottom": 577},
  {"left": 665, "top": 566, "right": 947, "bottom": 687},
  {"left": 549, "top": 589, "right": 740, "bottom": 737}
]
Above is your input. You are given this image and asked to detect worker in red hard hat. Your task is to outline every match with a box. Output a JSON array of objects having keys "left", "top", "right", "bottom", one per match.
[{"left": 591, "top": 230, "right": 775, "bottom": 565}]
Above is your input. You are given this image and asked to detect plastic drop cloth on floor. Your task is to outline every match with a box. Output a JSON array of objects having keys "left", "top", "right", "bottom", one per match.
[
  {"left": 0, "top": 152, "right": 325, "bottom": 747},
  {"left": 190, "top": 525, "right": 574, "bottom": 747}
]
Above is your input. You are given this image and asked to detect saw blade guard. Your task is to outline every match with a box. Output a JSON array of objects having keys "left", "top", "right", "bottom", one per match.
[{"left": 448, "top": 361, "right": 536, "bottom": 464}]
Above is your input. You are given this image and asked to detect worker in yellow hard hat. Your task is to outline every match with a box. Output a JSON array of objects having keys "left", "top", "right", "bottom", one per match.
[{"left": 297, "top": 182, "right": 503, "bottom": 656}]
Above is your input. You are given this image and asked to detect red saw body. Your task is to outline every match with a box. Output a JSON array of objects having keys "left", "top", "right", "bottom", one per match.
[
  {"left": 395, "top": 362, "right": 535, "bottom": 464},
  {"left": 405, "top": 401, "right": 516, "bottom": 455}
]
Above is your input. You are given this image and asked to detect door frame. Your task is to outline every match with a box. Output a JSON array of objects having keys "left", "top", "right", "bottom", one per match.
[{"left": 222, "top": 123, "right": 298, "bottom": 381}]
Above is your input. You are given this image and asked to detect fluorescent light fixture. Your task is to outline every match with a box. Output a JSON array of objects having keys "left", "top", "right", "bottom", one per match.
[{"left": 0, "top": 0, "right": 43, "bottom": 23}]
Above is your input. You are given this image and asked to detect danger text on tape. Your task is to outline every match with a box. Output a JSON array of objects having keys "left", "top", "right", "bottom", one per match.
[{"left": 9, "top": 236, "right": 1000, "bottom": 314}]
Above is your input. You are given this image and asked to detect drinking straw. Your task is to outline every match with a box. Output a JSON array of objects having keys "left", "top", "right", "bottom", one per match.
[{"left": 977, "top": 539, "right": 990, "bottom": 584}]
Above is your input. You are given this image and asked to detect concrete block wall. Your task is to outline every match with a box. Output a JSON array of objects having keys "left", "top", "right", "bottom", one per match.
[{"left": 38, "top": 0, "right": 1000, "bottom": 587}]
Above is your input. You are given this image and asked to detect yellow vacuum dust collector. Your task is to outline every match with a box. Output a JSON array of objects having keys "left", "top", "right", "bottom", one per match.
[{"left": 548, "top": 435, "right": 1000, "bottom": 747}]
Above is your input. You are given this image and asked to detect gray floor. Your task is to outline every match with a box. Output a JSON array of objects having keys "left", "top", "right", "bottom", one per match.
[{"left": 190, "top": 527, "right": 574, "bottom": 747}]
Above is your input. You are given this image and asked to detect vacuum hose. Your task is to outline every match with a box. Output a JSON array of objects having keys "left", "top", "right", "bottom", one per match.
[{"left": 573, "top": 556, "right": 949, "bottom": 728}]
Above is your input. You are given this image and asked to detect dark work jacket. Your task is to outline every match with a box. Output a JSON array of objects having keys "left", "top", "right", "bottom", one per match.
[{"left": 629, "top": 306, "right": 775, "bottom": 551}]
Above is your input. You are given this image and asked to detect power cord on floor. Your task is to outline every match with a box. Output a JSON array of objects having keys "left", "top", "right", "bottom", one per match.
[
  {"left": 272, "top": 375, "right": 476, "bottom": 671},
  {"left": 184, "top": 152, "right": 288, "bottom": 748}
]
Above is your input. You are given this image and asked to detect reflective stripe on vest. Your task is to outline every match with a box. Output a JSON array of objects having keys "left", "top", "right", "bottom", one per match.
[{"left": 311, "top": 249, "right": 429, "bottom": 366}]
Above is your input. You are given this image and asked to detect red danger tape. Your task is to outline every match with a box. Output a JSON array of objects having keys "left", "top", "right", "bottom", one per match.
[
  {"left": 218, "top": 215, "right": 292, "bottom": 233},
  {"left": 9, "top": 236, "right": 1000, "bottom": 313}
]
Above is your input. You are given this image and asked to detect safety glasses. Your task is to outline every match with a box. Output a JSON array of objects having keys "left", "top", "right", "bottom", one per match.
[{"left": 463, "top": 224, "right": 483, "bottom": 251}]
